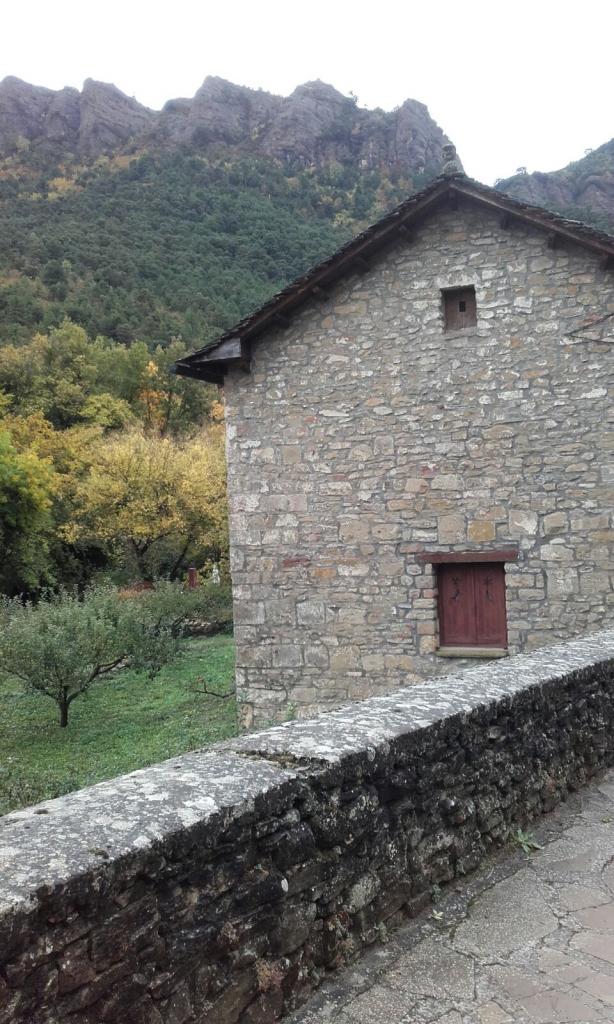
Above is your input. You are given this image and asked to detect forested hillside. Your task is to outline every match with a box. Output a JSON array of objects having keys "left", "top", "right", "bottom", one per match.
[
  {"left": 0, "top": 75, "right": 450, "bottom": 346},
  {"left": 0, "top": 152, "right": 428, "bottom": 345}
]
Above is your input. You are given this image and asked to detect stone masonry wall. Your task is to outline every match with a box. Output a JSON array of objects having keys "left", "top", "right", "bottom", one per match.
[
  {"left": 224, "top": 199, "right": 614, "bottom": 727},
  {"left": 1, "top": 632, "right": 613, "bottom": 1023}
]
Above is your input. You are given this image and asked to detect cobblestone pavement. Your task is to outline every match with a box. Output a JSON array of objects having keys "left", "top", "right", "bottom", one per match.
[{"left": 290, "top": 769, "right": 614, "bottom": 1024}]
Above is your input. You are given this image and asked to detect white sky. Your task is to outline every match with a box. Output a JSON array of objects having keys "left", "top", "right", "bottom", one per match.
[{"left": 4, "top": 0, "right": 613, "bottom": 184}]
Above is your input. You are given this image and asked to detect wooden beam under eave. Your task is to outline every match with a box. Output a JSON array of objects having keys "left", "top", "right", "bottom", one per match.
[
  {"left": 177, "top": 364, "right": 225, "bottom": 384},
  {"left": 311, "top": 284, "right": 330, "bottom": 300},
  {"left": 500, "top": 213, "right": 513, "bottom": 229},
  {"left": 547, "top": 232, "right": 560, "bottom": 250},
  {"left": 397, "top": 223, "right": 413, "bottom": 240},
  {"left": 352, "top": 255, "right": 371, "bottom": 274},
  {"left": 602, "top": 255, "right": 614, "bottom": 271}
]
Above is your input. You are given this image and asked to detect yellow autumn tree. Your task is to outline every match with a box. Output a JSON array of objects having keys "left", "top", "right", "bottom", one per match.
[
  {"left": 0, "top": 410, "right": 113, "bottom": 589},
  {"left": 3, "top": 411, "right": 102, "bottom": 524},
  {"left": 66, "top": 425, "right": 228, "bottom": 580}
]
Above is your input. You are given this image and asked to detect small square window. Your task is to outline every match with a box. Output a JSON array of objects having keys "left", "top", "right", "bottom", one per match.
[
  {"left": 437, "top": 562, "right": 507, "bottom": 650},
  {"left": 442, "top": 286, "right": 477, "bottom": 331}
]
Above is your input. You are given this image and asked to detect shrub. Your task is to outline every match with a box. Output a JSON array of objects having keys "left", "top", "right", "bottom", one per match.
[{"left": 134, "top": 578, "right": 233, "bottom": 636}]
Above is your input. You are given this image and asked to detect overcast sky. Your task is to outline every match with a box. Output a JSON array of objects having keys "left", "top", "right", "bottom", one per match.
[{"left": 4, "top": 0, "right": 613, "bottom": 184}]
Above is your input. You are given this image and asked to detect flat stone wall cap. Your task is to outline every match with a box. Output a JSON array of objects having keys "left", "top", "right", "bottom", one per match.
[
  {"left": 229, "top": 631, "right": 614, "bottom": 765},
  {"left": 0, "top": 750, "right": 295, "bottom": 914}
]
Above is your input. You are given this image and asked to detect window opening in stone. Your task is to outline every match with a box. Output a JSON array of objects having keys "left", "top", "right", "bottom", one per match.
[{"left": 442, "top": 286, "right": 477, "bottom": 330}]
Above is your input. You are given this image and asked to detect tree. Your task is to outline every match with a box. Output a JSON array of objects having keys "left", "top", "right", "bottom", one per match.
[
  {"left": 0, "top": 321, "right": 225, "bottom": 595},
  {"left": 0, "top": 320, "right": 100, "bottom": 427},
  {"left": 0, "top": 429, "right": 55, "bottom": 594},
  {"left": 0, "top": 582, "right": 226, "bottom": 727},
  {"left": 133, "top": 340, "right": 216, "bottom": 436},
  {"left": 0, "top": 322, "right": 214, "bottom": 437},
  {"left": 0, "top": 150, "right": 393, "bottom": 344},
  {"left": 67, "top": 425, "right": 228, "bottom": 580},
  {"left": 0, "top": 411, "right": 107, "bottom": 591}
]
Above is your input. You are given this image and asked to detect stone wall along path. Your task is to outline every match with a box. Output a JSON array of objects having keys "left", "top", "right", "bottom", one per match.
[
  {"left": 1, "top": 631, "right": 614, "bottom": 1022},
  {"left": 290, "top": 767, "right": 614, "bottom": 1024}
]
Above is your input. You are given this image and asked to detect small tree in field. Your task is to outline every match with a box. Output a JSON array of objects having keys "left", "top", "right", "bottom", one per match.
[{"left": 0, "top": 582, "right": 224, "bottom": 727}]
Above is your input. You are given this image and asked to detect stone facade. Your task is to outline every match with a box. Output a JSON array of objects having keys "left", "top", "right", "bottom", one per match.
[
  {"left": 1, "top": 631, "right": 614, "bottom": 1023},
  {"left": 224, "top": 199, "right": 614, "bottom": 727}
]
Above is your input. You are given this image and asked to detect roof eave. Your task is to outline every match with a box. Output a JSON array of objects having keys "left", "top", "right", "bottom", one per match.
[
  {"left": 175, "top": 176, "right": 456, "bottom": 378},
  {"left": 175, "top": 173, "right": 614, "bottom": 383},
  {"left": 227, "top": 178, "right": 454, "bottom": 347},
  {"left": 174, "top": 336, "right": 247, "bottom": 383},
  {"left": 452, "top": 179, "right": 614, "bottom": 260}
]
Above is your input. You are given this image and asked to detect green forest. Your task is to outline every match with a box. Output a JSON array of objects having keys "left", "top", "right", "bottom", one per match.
[{"left": 0, "top": 149, "right": 421, "bottom": 346}]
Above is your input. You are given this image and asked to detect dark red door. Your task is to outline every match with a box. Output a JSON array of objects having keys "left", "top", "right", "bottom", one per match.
[{"left": 438, "top": 563, "right": 507, "bottom": 648}]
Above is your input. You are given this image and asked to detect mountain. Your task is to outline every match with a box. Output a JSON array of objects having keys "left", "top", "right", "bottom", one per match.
[
  {"left": 0, "top": 76, "right": 453, "bottom": 346},
  {"left": 498, "top": 139, "right": 614, "bottom": 232},
  {"left": 0, "top": 77, "right": 153, "bottom": 159},
  {"left": 0, "top": 75, "right": 448, "bottom": 173}
]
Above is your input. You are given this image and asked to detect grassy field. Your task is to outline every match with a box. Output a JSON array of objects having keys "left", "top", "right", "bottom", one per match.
[{"left": 0, "top": 633, "right": 237, "bottom": 816}]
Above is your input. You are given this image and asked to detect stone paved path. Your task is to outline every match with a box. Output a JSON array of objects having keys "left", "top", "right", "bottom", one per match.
[{"left": 289, "top": 769, "right": 614, "bottom": 1024}]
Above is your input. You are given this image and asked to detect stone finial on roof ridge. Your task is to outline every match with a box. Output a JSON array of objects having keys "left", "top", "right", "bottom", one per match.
[{"left": 442, "top": 143, "right": 463, "bottom": 176}]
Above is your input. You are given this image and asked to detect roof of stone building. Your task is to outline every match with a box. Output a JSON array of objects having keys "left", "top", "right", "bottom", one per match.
[{"left": 174, "top": 172, "right": 614, "bottom": 383}]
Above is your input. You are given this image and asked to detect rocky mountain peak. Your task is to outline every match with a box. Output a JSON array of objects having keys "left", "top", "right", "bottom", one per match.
[
  {"left": 289, "top": 80, "right": 349, "bottom": 101},
  {"left": 0, "top": 76, "right": 55, "bottom": 148},
  {"left": 0, "top": 74, "right": 453, "bottom": 176},
  {"left": 78, "top": 79, "right": 155, "bottom": 156}
]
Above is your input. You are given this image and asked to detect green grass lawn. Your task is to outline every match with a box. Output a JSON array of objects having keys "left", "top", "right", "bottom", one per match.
[{"left": 0, "top": 633, "right": 237, "bottom": 816}]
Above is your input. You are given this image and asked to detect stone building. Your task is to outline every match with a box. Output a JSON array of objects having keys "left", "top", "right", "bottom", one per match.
[{"left": 176, "top": 166, "right": 614, "bottom": 728}]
